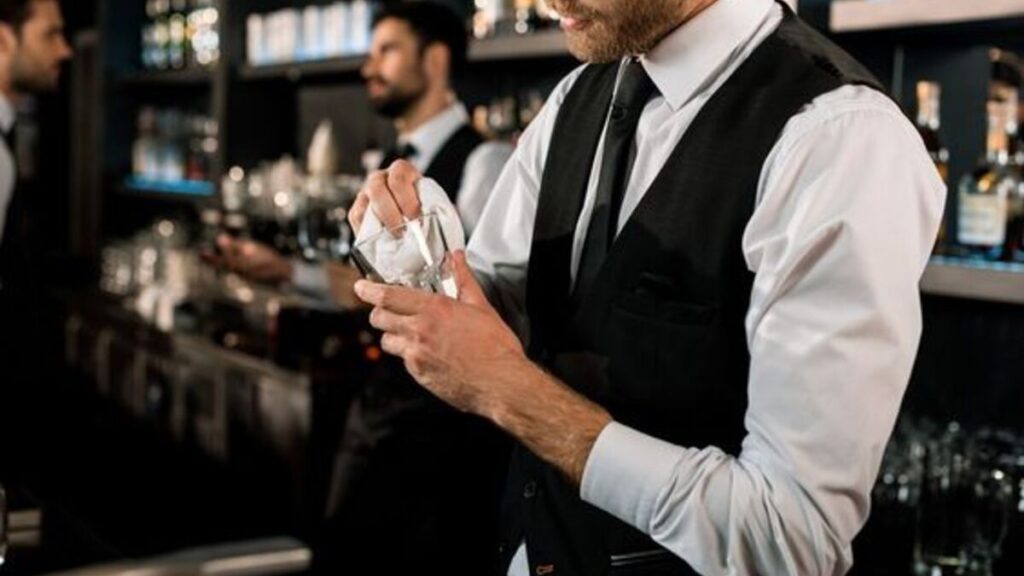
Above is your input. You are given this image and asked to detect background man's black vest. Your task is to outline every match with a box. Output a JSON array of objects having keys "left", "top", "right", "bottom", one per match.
[
  {"left": 421, "top": 124, "right": 484, "bottom": 201},
  {"left": 319, "top": 121, "right": 504, "bottom": 576},
  {"left": 500, "top": 6, "right": 884, "bottom": 576}
]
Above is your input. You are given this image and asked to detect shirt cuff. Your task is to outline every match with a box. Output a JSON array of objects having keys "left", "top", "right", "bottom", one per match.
[
  {"left": 290, "top": 260, "right": 330, "bottom": 298},
  {"left": 580, "top": 421, "right": 686, "bottom": 531}
]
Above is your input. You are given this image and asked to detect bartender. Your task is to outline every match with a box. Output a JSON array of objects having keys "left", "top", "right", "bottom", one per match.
[
  {"left": 216, "top": 1, "right": 510, "bottom": 304},
  {"left": 351, "top": 0, "right": 946, "bottom": 574},
  {"left": 0, "top": 0, "right": 72, "bottom": 369}
]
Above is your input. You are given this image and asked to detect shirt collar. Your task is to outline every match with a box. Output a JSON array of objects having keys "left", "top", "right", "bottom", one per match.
[
  {"left": 0, "top": 94, "right": 15, "bottom": 135},
  {"left": 640, "top": 0, "right": 776, "bottom": 112},
  {"left": 398, "top": 102, "right": 470, "bottom": 170}
]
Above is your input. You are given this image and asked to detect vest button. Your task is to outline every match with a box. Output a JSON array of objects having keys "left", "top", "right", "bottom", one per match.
[{"left": 523, "top": 481, "right": 538, "bottom": 499}]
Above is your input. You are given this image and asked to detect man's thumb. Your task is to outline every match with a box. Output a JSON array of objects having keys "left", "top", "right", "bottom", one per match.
[{"left": 452, "top": 250, "right": 487, "bottom": 306}]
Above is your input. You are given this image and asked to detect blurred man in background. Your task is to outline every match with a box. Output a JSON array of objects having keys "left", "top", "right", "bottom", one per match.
[
  {"left": 0, "top": 0, "right": 72, "bottom": 376},
  {"left": 215, "top": 4, "right": 512, "bottom": 573},
  {"left": 216, "top": 1, "right": 510, "bottom": 305}
]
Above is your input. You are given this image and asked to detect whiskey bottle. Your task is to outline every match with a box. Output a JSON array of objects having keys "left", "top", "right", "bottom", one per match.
[
  {"left": 957, "top": 100, "right": 1017, "bottom": 261},
  {"left": 916, "top": 81, "right": 950, "bottom": 182},
  {"left": 916, "top": 81, "right": 950, "bottom": 253}
]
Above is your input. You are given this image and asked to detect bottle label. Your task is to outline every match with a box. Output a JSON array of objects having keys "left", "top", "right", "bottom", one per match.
[{"left": 959, "top": 194, "right": 1008, "bottom": 246}]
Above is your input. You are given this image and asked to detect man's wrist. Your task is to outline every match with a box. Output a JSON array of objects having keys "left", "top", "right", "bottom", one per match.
[
  {"left": 480, "top": 354, "right": 541, "bottom": 428},
  {"left": 484, "top": 356, "right": 614, "bottom": 486}
]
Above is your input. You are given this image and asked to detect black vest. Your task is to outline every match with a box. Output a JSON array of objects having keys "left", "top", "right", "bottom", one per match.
[
  {"left": 421, "top": 124, "right": 484, "bottom": 202},
  {"left": 501, "top": 7, "right": 884, "bottom": 576}
]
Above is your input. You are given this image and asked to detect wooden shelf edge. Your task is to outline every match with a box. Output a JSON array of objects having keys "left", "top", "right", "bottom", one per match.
[
  {"left": 238, "top": 56, "right": 366, "bottom": 81},
  {"left": 119, "top": 68, "right": 216, "bottom": 86},
  {"left": 830, "top": 0, "right": 1024, "bottom": 33},
  {"left": 238, "top": 31, "right": 572, "bottom": 81},
  {"left": 921, "top": 256, "right": 1024, "bottom": 305}
]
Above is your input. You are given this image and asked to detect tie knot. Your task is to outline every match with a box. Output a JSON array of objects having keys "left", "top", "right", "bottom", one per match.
[
  {"left": 613, "top": 59, "right": 656, "bottom": 112},
  {"left": 397, "top": 142, "right": 418, "bottom": 160}
]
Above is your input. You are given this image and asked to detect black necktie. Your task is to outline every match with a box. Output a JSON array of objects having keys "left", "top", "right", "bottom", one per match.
[
  {"left": 378, "top": 142, "right": 418, "bottom": 170},
  {"left": 574, "top": 59, "right": 657, "bottom": 301}
]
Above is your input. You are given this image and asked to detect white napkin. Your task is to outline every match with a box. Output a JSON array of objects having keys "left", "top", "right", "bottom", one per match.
[
  {"left": 355, "top": 177, "right": 465, "bottom": 248},
  {"left": 354, "top": 178, "right": 464, "bottom": 297}
]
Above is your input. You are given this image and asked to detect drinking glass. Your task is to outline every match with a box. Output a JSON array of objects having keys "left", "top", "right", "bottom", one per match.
[
  {"left": 916, "top": 422, "right": 973, "bottom": 575},
  {"left": 351, "top": 211, "right": 458, "bottom": 298}
]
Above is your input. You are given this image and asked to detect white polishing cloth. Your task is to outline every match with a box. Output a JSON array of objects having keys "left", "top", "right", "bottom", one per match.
[{"left": 354, "top": 178, "right": 465, "bottom": 297}]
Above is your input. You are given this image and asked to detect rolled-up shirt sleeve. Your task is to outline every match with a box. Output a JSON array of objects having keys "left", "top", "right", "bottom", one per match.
[{"left": 579, "top": 88, "right": 947, "bottom": 576}]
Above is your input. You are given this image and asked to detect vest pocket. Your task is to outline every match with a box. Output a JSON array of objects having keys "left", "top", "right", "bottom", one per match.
[
  {"left": 606, "top": 292, "right": 716, "bottom": 406},
  {"left": 613, "top": 290, "right": 717, "bottom": 327}
]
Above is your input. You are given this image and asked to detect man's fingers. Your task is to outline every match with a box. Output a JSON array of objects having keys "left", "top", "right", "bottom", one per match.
[
  {"left": 349, "top": 192, "right": 370, "bottom": 234},
  {"left": 385, "top": 160, "right": 422, "bottom": 219},
  {"left": 380, "top": 333, "right": 411, "bottom": 358},
  {"left": 365, "top": 170, "right": 406, "bottom": 232},
  {"left": 369, "top": 306, "right": 410, "bottom": 335},
  {"left": 355, "top": 280, "right": 434, "bottom": 315}
]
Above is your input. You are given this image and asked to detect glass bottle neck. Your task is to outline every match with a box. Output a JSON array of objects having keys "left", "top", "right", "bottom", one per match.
[{"left": 917, "top": 100, "right": 941, "bottom": 131}]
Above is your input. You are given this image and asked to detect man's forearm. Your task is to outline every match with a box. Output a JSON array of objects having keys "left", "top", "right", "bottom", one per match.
[{"left": 483, "top": 359, "right": 613, "bottom": 485}]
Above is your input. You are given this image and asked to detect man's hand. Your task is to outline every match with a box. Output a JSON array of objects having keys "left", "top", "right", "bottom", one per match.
[
  {"left": 355, "top": 250, "right": 613, "bottom": 485},
  {"left": 355, "top": 250, "right": 526, "bottom": 415},
  {"left": 212, "top": 235, "right": 293, "bottom": 285},
  {"left": 348, "top": 160, "right": 423, "bottom": 235}
]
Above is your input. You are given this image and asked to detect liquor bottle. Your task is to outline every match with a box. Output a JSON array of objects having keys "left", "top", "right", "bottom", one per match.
[
  {"left": 142, "top": 0, "right": 158, "bottom": 69},
  {"left": 513, "top": 0, "right": 557, "bottom": 35},
  {"left": 917, "top": 82, "right": 950, "bottom": 183},
  {"left": 957, "top": 99, "right": 1018, "bottom": 261},
  {"left": 167, "top": 0, "right": 189, "bottom": 69},
  {"left": 993, "top": 85, "right": 1024, "bottom": 263},
  {"left": 473, "top": 0, "right": 513, "bottom": 39},
  {"left": 133, "top": 107, "right": 159, "bottom": 179},
  {"left": 151, "top": 0, "right": 171, "bottom": 70},
  {"left": 188, "top": 0, "right": 220, "bottom": 68},
  {"left": 916, "top": 81, "right": 950, "bottom": 253},
  {"left": 1009, "top": 125, "right": 1024, "bottom": 263}
]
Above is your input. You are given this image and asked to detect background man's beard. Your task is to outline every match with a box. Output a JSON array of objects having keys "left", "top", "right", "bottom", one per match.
[
  {"left": 12, "top": 75, "right": 57, "bottom": 94},
  {"left": 370, "top": 85, "right": 426, "bottom": 119},
  {"left": 11, "top": 60, "right": 59, "bottom": 94}
]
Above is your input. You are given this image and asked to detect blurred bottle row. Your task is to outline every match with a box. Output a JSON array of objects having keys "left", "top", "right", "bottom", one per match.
[
  {"left": 246, "top": 1, "right": 376, "bottom": 67},
  {"left": 132, "top": 107, "right": 219, "bottom": 185},
  {"left": 241, "top": 0, "right": 560, "bottom": 68},
  {"left": 141, "top": 0, "right": 220, "bottom": 71},
  {"left": 920, "top": 50, "right": 1024, "bottom": 264}
]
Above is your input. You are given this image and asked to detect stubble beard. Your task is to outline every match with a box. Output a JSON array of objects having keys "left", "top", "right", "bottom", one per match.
[{"left": 554, "top": 0, "right": 683, "bottom": 62}]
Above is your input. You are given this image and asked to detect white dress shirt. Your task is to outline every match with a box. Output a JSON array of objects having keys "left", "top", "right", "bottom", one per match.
[
  {"left": 466, "top": 0, "right": 946, "bottom": 574},
  {"left": 0, "top": 95, "right": 17, "bottom": 242},
  {"left": 292, "top": 102, "right": 511, "bottom": 297}
]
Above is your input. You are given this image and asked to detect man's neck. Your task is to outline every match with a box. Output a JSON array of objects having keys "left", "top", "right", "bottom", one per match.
[
  {"left": 395, "top": 89, "right": 454, "bottom": 138},
  {"left": 642, "top": 0, "right": 720, "bottom": 57}
]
